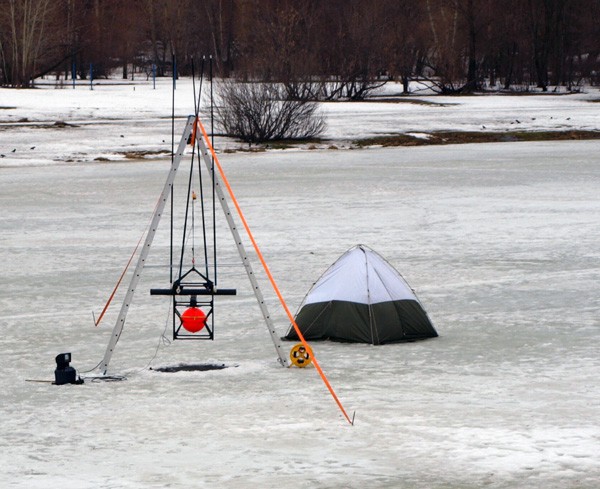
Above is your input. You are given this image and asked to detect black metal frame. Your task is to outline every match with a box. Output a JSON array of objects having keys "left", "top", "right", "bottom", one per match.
[
  {"left": 150, "top": 267, "right": 236, "bottom": 340},
  {"left": 174, "top": 267, "right": 214, "bottom": 340}
]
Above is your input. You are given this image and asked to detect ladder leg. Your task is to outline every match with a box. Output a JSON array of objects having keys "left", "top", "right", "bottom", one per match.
[
  {"left": 197, "top": 134, "right": 290, "bottom": 367},
  {"left": 99, "top": 116, "right": 196, "bottom": 374}
]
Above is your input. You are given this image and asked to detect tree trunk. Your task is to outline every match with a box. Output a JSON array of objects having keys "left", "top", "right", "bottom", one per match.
[
  {"left": 3, "top": 0, "right": 52, "bottom": 87},
  {"left": 464, "top": 0, "right": 478, "bottom": 92},
  {"left": 402, "top": 75, "right": 410, "bottom": 94}
]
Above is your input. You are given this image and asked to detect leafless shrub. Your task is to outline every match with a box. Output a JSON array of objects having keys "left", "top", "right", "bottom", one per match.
[
  {"left": 215, "top": 80, "right": 326, "bottom": 144},
  {"left": 285, "top": 78, "right": 387, "bottom": 101}
]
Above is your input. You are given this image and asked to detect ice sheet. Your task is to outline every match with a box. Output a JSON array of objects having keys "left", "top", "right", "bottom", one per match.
[{"left": 0, "top": 81, "right": 599, "bottom": 488}]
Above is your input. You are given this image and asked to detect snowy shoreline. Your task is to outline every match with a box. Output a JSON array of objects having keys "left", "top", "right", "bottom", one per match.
[{"left": 1, "top": 80, "right": 599, "bottom": 167}]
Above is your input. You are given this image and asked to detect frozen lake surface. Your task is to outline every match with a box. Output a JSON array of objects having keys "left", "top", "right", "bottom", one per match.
[{"left": 1, "top": 133, "right": 599, "bottom": 488}]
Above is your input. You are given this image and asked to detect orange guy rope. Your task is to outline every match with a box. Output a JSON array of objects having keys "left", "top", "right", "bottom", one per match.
[
  {"left": 94, "top": 230, "right": 145, "bottom": 326},
  {"left": 95, "top": 192, "right": 164, "bottom": 327},
  {"left": 196, "top": 119, "right": 354, "bottom": 425}
]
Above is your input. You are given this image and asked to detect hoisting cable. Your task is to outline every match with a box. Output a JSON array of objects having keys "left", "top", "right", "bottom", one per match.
[
  {"left": 196, "top": 119, "right": 355, "bottom": 426},
  {"left": 190, "top": 59, "right": 199, "bottom": 268},
  {"left": 178, "top": 59, "right": 199, "bottom": 277},
  {"left": 210, "top": 55, "right": 218, "bottom": 287},
  {"left": 191, "top": 191, "right": 196, "bottom": 265},
  {"left": 193, "top": 57, "right": 210, "bottom": 280},
  {"left": 170, "top": 52, "right": 176, "bottom": 284},
  {"left": 178, "top": 134, "right": 197, "bottom": 277}
]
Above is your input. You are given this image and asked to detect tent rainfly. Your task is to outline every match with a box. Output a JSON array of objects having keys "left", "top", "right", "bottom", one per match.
[{"left": 285, "top": 245, "right": 437, "bottom": 344}]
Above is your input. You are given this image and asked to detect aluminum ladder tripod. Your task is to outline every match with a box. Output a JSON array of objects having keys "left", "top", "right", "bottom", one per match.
[{"left": 100, "top": 115, "right": 289, "bottom": 374}]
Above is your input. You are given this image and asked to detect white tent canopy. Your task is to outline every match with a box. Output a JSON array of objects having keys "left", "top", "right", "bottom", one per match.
[
  {"left": 285, "top": 245, "right": 438, "bottom": 344},
  {"left": 304, "top": 245, "right": 419, "bottom": 305}
]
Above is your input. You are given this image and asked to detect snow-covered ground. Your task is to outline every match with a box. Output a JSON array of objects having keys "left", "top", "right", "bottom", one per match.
[
  {"left": 1, "top": 80, "right": 599, "bottom": 488},
  {"left": 1, "top": 79, "right": 599, "bottom": 166}
]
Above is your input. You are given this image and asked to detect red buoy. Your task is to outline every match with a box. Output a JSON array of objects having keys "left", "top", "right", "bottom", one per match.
[{"left": 181, "top": 307, "right": 206, "bottom": 333}]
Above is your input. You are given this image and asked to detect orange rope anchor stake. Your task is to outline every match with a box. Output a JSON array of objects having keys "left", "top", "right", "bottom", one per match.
[{"left": 196, "top": 118, "right": 355, "bottom": 425}]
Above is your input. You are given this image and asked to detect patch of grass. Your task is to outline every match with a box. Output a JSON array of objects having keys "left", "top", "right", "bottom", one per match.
[
  {"left": 218, "top": 137, "right": 325, "bottom": 152},
  {"left": 355, "top": 133, "right": 432, "bottom": 147},
  {"left": 121, "top": 149, "right": 171, "bottom": 159},
  {"left": 265, "top": 137, "right": 324, "bottom": 149},
  {"left": 367, "top": 97, "right": 456, "bottom": 106},
  {"left": 231, "top": 146, "right": 267, "bottom": 153},
  {"left": 265, "top": 141, "right": 295, "bottom": 150},
  {"left": 53, "top": 120, "right": 76, "bottom": 128},
  {"left": 0, "top": 120, "right": 77, "bottom": 129},
  {"left": 354, "top": 130, "right": 600, "bottom": 147},
  {"left": 220, "top": 145, "right": 269, "bottom": 154}
]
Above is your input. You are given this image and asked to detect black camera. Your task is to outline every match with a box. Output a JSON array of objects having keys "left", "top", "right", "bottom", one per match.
[{"left": 54, "top": 352, "right": 83, "bottom": 385}]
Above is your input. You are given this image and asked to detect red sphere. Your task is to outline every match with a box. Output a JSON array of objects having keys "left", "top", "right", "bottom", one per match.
[{"left": 181, "top": 307, "right": 207, "bottom": 333}]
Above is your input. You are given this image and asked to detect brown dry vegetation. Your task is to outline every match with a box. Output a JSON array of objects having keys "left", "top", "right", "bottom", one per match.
[{"left": 354, "top": 130, "right": 600, "bottom": 147}]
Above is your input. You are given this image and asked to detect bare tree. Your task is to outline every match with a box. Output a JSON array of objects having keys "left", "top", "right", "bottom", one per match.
[
  {"left": 525, "top": 0, "right": 578, "bottom": 90},
  {"left": 3, "top": 0, "right": 600, "bottom": 91},
  {"left": 319, "top": 1, "right": 389, "bottom": 100},
  {"left": 203, "top": 0, "right": 237, "bottom": 76},
  {"left": 481, "top": 0, "right": 527, "bottom": 89},
  {"left": 384, "top": 0, "right": 428, "bottom": 94},
  {"left": 422, "top": 0, "right": 464, "bottom": 92},
  {"left": 0, "top": 0, "right": 59, "bottom": 86},
  {"left": 215, "top": 80, "right": 326, "bottom": 143}
]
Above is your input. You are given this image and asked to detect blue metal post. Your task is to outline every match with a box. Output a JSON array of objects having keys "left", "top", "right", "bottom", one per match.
[{"left": 90, "top": 63, "right": 93, "bottom": 90}]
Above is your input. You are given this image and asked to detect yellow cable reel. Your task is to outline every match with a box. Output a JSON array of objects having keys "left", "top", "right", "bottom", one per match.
[{"left": 290, "top": 343, "right": 313, "bottom": 368}]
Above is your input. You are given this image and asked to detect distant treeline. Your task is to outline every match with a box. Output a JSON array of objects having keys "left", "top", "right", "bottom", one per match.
[{"left": 1, "top": 0, "right": 599, "bottom": 96}]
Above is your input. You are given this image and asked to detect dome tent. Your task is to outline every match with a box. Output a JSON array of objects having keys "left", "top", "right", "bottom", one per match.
[{"left": 285, "top": 245, "right": 437, "bottom": 344}]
